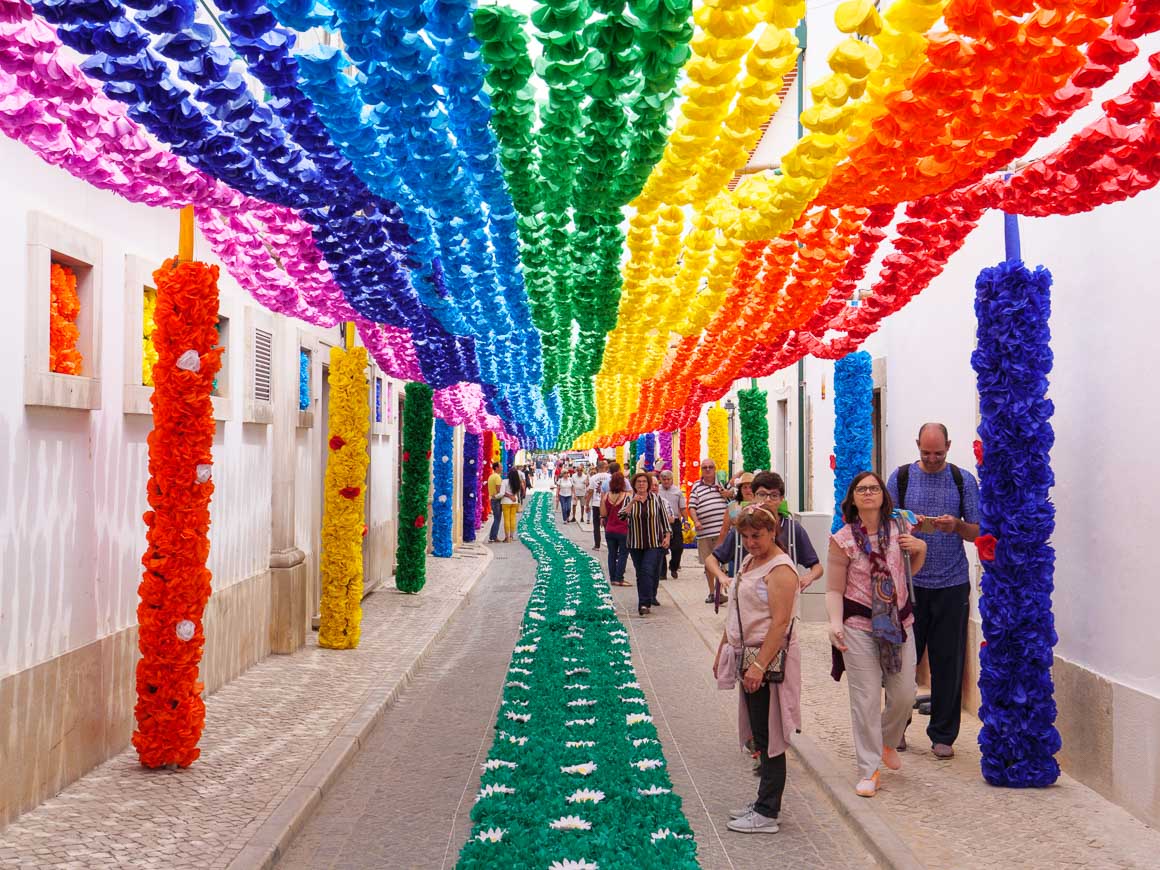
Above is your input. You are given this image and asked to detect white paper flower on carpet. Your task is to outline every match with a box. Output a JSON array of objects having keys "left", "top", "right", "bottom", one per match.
[
  {"left": 618, "top": 681, "right": 641, "bottom": 690},
  {"left": 565, "top": 633, "right": 584, "bottom": 640},
  {"left": 475, "top": 784, "right": 515, "bottom": 802},
  {"left": 611, "top": 638, "right": 628, "bottom": 645},
  {"left": 632, "top": 738, "right": 659, "bottom": 747},
  {"left": 626, "top": 714, "right": 653, "bottom": 725},
  {"left": 560, "top": 762, "right": 597, "bottom": 776},
  {"left": 631, "top": 758, "right": 664, "bottom": 771},
  {"left": 566, "top": 789, "right": 605, "bottom": 804},
  {"left": 475, "top": 827, "right": 506, "bottom": 843},
  {"left": 549, "top": 860, "right": 598, "bottom": 870},
  {"left": 565, "top": 718, "right": 596, "bottom": 727},
  {"left": 620, "top": 696, "right": 647, "bottom": 705},
  {"left": 567, "top": 699, "right": 597, "bottom": 707},
  {"left": 566, "top": 668, "right": 590, "bottom": 676},
  {"left": 515, "top": 644, "right": 538, "bottom": 653},
  {"left": 565, "top": 740, "right": 596, "bottom": 748},
  {"left": 481, "top": 759, "right": 517, "bottom": 771},
  {"left": 564, "top": 684, "right": 590, "bottom": 691},
  {"left": 562, "top": 657, "right": 578, "bottom": 663},
  {"left": 505, "top": 698, "right": 529, "bottom": 707},
  {"left": 510, "top": 667, "right": 532, "bottom": 675},
  {"left": 650, "top": 829, "right": 691, "bottom": 843},
  {"left": 504, "top": 711, "right": 531, "bottom": 723},
  {"left": 503, "top": 735, "right": 528, "bottom": 746},
  {"left": 549, "top": 816, "right": 592, "bottom": 831},
  {"left": 637, "top": 785, "right": 671, "bottom": 796},
  {"left": 505, "top": 681, "right": 530, "bottom": 690},
  {"left": 528, "top": 611, "right": 546, "bottom": 621},
  {"left": 558, "top": 608, "right": 576, "bottom": 616}
]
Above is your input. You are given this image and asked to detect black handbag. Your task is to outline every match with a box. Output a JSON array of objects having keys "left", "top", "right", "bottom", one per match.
[{"left": 735, "top": 564, "right": 793, "bottom": 684}]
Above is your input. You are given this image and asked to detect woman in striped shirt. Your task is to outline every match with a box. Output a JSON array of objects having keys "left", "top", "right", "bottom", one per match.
[{"left": 620, "top": 472, "right": 672, "bottom": 617}]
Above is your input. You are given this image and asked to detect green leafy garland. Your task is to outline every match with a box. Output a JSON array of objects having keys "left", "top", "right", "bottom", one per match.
[
  {"left": 396, "top": 382, "right": 434, "bottom": 593},
  {"left": 473, "top": 0, "right": 692, "bottom": 445},
  {"left": 458, "top": 494, "right": 698, "bottom": 868},
  {"left": 738, "top": 386, "right": 771, "bottom": 473}
]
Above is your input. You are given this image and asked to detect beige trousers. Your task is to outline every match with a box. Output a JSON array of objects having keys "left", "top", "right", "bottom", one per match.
[{"left": 843, "top": 627, "right": 917, "bottom": 779}]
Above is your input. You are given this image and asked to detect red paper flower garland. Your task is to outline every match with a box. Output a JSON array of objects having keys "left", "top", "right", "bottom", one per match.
[
  {"left": 134, "top": 258, "right": 222, "bottom": 769},
  {"left": 49, "top": 262, "right": 83, "bottom": 375}
]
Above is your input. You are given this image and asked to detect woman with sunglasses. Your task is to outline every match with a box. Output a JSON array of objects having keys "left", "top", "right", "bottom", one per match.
[
  {"left": 711, "top": 502, "right": 800, "bottom": 834},
  {"left": 827, "top": 470, "right": 927, "bottom": 798}
]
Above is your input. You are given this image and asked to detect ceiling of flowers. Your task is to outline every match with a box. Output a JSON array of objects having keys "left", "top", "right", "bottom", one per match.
[{"left": 5, "top": 0, "right": 1157, "bottom": 447}]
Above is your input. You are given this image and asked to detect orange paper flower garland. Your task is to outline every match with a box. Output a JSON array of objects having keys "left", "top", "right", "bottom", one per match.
[
  {"left": 134, "top": 258, "right": 222, "bottom": 769},
  {"left": 49, "top": 262, "right": 83, "bottom": 375}
]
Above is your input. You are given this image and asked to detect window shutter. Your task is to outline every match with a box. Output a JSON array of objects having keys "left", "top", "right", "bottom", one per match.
[{"left": 253, "top": 327, "right": 272, "bottom": 403}]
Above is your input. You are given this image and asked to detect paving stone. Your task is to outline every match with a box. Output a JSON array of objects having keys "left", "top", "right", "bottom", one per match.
[{"left": 0, "top": 547, "right": 491, "bottom": 869}]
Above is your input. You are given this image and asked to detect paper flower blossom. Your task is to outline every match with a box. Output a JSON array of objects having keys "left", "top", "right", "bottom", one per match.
[
  {"left": 515, "top": 644, "right": 538, "bottom": 653},
  {"left": 528, "top": 611, "right": 546, "bottom": 621},
  {"left": 621, "top": 697, "right": 648, "bottom": 705},
  {"left": 626, "top": 714, "right": 654, "bottom": 726},
  {"left": 650, "top": 829, "right": 692, "bottom": 843},
  {"left": 476, "top": 828, "right": 506, "bottom": 843},
  {"left": 638, "top": 786, "right": 672, "bottom": 796},
  {"left": 618, "top": 682, "right": 641, "bottom": 690},
  {"left": 566, "top": 718, "right": 596, "bottom": 727},
  {"left": 631, "top": 759, "right": 664, "bottom": 771},
  {"left": 566, "top": 668, "right": 590, "bottom": 676},
  {"left": 49, "top": 262, "right": 83, "bottom": 375},
  {"left": 558, "top": 608, "right": 577, "bottom": 616},
  {"left": 567, "top": 699, "right": 597, "bottom": 707},
  {"left": 549, "top": 816, "right": 593, "bottom": 831},
  {"left": 566, "top": 789, "right": 605, "bottom": 804},
  {"left": 632, "top": 738, "right": 660, "bottom": 748},
  {"left": 560, "top": 762, "right": 597, "bottom": 776},
  {"left": 549, "top": 861, "right": 598, "bottom": 870},
  {"left": 564, "top": 684, "right": 590, "bottom": 691},
  {"left": 476, "top": 784, "right": 516, "bottom": 802},
  {"left": 504, "top": 712, "right": 531, "bottom": 723},
  {"left": 565, "top": 741, "right": 596, "bottom": 748},
  {"left": 482, "top": 759, "right": 517, "bottom": 771},
  {"left": 505, "top": 681, "right": 530, "bottom": 690}
]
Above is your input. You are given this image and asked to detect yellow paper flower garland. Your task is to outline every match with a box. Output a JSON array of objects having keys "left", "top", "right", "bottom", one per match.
[
  {"left": 707, "top": 404, "right": 728, "bottom": 475},
  {"left": 318, "top": 345, "right": 370, "bottom": 650}
]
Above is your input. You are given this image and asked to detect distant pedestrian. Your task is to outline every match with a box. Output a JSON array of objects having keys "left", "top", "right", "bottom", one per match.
[
  {"left": 487, "top": 462, "right": 503, "bottom": 543},
  {"left": 573, "top": 469, "right": 590, "bottom": 522},
  {"left": 657, "top": 470, "right": 689, "bottom": 579},
  {"left": 689, "top": 459, "right": 733, "bottom": 604},
  {"left": 827, "top": 471, "right": 926, "bottom": 798},
  {"left": 555, "top": 468, "right": 574, "bottom": 523},
  {"left": 713, "top": 503, "right": 800, "bottom": 834},
  {"left": 619, "top": 472, "right": 671, "bottom": 617},
  {"left": 887, "top": 422, "right": 980, "bottom": 759},
  {"left": 588, "top": 460, "right": 611, "bottom": 550},
  {"left": 601, "top": 472, "right": 630, "bottom": 586},
  {"left": 500, "top": 466, "right": 525, "bottom": 542}
]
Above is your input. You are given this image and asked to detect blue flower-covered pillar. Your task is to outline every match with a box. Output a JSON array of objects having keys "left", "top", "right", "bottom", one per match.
[
  {"left": 831, "top": 351, "right": 874, "bottom": 532},
  {"left": 462, "top": 431, "right": 479, "bottom": 542},
  {"left": 643, "top": 432, "right": 656, "bottom": 471},
  {"left": 971, "top": 213, "right": 1061, "bottom": 787},
  {"left": 432, "top": 418, "right": 455, "bottom": 557}
]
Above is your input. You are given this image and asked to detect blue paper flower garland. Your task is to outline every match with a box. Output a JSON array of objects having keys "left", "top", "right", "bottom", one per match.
[
  {"left": 298, "top": 348, "right": 310, "bottom": 411},
  {"left": 643, "top": 432, "right": 656, "bottom": 472},
  {"left": 433, "top": 417, "right": 455, "bottom": 558},
  {"left": 831, "top": 351, "right": 874, "bottom": 533},
  {"left": 462, "top": 430, "right": 479, "bottom": 542},
  {"left": 971, "top": 258, "right": 1061, "bottom": 788}
]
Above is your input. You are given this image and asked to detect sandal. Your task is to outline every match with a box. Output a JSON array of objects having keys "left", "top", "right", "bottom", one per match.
[{"left": 855, "top": 771, "right": 880, "bottom": 798}]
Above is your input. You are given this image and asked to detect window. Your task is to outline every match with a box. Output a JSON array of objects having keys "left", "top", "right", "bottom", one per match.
[
  {"left": 25, "top": 212, "right": 102, "bottom": 409},
  {"left": 297, "top": 334, "right": 315, "bottom": 429},
  {"left": 375, "top": 376, "right": 383, "bottom": 424},
  {"left": 242, "top": 308, "right": 273, "bottom": 424},
  {"left": 123, "top": 254, "right": 158, "bottom": 415}
]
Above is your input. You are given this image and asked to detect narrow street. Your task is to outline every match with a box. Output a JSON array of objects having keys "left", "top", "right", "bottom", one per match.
[{"left": 278, "top": 499, "right": 875, "bottom": 869}]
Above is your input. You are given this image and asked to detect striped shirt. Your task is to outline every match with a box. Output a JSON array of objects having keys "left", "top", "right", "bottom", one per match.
[
  {"left": 689, "top": 481, "right": 730, "bottom": 539},
  {"left": 619, "top": 493, "right": 670, "bottom": 549}
]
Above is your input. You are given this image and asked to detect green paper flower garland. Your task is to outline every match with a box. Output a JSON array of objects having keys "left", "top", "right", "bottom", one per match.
[
  {"left": 397, "top": 382, "right": 434, "bottom": 593},
  {"left": 738, "top": 386, "right": 771, "bottom": 473},
  {"left": 458, "top": 493, "right": 698, "bottom": 868}
]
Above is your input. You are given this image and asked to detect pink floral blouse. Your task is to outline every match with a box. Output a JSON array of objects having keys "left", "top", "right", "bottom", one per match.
[{"left": 830, "top": 521, "right": 915, "bottom": 633}]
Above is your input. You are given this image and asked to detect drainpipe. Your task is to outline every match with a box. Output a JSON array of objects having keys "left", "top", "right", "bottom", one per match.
[{"left": 795, "top": 18, "right": 807, "bottom": 512}]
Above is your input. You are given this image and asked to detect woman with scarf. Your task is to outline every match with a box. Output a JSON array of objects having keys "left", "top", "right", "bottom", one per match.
[{"left": 826, "top": 470, "right": 926, "bottom": 798}]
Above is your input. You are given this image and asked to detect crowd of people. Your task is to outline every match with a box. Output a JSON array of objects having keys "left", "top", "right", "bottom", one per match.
[{"left": 521, "top": 423, "right": 980, "bottom": 835}]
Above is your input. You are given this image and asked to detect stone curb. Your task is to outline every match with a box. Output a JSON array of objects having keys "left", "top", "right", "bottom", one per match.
[
  {"left": 225, "top": 546, "right": 494, "bottom": 870},
  {"left": 661, "top": 580, "right": 927, "bottom": 870}
]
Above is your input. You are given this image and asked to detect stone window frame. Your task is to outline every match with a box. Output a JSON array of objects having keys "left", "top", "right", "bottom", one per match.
[{"left": 24, "top": 211, "right": 103, "bottom": 410}]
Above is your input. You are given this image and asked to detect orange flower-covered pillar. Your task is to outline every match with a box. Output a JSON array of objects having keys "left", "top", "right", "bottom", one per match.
[{"left": 133, "top": 210, "right": 222, "bottom": 767}]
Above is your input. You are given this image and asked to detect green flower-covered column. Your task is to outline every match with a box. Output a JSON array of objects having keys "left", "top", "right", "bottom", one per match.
[
  {"left": 397, "top": 382, "right": 434, "bottom": 593},
  {"left": 738, "top": 386, "right": 771, "bottom": 472}
]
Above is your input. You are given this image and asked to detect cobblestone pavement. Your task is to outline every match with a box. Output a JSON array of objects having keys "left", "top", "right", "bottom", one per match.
[
  {"left": 0, "top": 547, "right": 491, "bottom": 870},
  {"left": 648, "top": 534, "right": 1160, "bottom": 870},
  {"left": 558, "top": 518, "right": 878, "bottom": 869},
  {"left": 277, "top": 538, "right": 535, "bottom": 870}
]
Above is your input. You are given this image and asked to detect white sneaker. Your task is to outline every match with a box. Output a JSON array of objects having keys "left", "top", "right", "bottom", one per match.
[
  {"left": 729, "top": 801, "right": 755, "bottom": 820},
  {"left": 726, "top": 809, "right": 779, "bottom": 834}
]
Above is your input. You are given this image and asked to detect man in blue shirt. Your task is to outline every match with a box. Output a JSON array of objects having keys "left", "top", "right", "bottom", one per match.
[{"left": 887, "top": 423, "right": 980, "bottom": 759}]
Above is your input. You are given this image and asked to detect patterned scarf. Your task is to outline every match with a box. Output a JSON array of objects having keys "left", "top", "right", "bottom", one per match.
[{"left": 851, "top": 521, "right": 904, "bottom": 674}]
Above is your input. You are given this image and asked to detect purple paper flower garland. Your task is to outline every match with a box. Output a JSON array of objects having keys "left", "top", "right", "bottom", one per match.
[{"left": 971, "top": 258, "right": 1061, "bottom": 788}]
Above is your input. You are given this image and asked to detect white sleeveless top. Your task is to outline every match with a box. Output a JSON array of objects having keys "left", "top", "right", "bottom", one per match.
[{"left": 725, "top": 553, "right": 797, "bottom": 648}]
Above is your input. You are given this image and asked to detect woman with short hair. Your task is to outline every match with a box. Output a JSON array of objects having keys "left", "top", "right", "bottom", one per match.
[{"left": 619, "top": 472, "right": 671, "bottom": 617}]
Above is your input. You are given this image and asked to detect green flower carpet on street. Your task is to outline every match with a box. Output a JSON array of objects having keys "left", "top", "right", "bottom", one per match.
[{"left": 458, "top": 493, "right": 699, "bottom": 869}]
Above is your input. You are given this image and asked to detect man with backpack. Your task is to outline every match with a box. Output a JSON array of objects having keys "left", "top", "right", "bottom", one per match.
[{"left": 887, "top": 423, "right": 980, "bottom": 760}]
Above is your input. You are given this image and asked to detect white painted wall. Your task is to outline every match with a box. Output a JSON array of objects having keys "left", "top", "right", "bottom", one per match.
[{"left": 0, "top": 140, "right": 341, "bottom": 678}]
